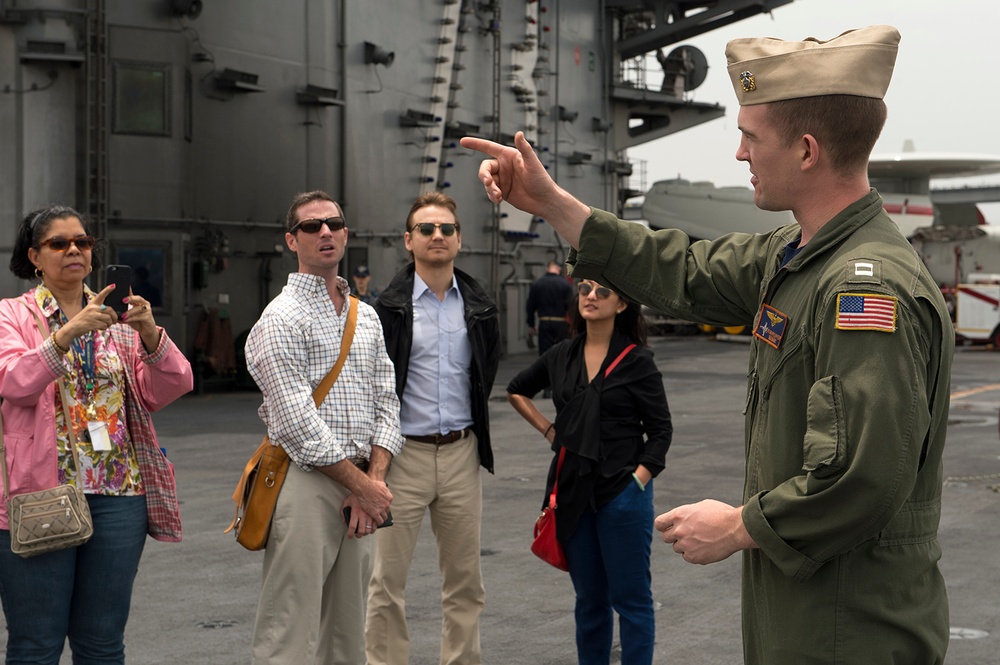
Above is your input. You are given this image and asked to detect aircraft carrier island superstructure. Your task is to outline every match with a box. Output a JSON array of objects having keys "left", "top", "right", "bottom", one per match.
[{"left": 0, "top": 0, "right": 793, "bottom": 386}]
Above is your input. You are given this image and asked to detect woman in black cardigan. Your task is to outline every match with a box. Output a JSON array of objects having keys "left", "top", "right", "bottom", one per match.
[{"left": 507, "top": 279, "right": 672, "bottom": 665}]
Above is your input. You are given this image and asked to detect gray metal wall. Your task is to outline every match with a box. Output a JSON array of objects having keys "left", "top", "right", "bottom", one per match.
[{"left": 0, "top": 0, "right": 661, "bottom": 367}]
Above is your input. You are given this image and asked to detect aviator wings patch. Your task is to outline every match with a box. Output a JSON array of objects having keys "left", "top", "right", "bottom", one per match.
[{"left": 754, "top": 303, "right": 788, "bottom": 349}]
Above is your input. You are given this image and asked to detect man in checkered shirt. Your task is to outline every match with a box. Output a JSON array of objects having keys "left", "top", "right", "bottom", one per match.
[{"left": 244, "top": 190, "right": 403, "bottom": 665}]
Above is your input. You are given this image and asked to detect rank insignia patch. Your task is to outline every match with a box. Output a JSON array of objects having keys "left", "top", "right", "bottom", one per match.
[
  {"left": 854, "top": 262, "right": 874, "bottom": 277},
  {"left": 846, "top": 258, "right": 882, "bottom": 284},
  {"left": 754, "top": 303, "right": 788, "bottom": 349},
  {"left": 835, "top": 293, "right": 896, "bottom": 332},
  {"left": 739, "top": 70, "right": 756, "bottom": 92}
]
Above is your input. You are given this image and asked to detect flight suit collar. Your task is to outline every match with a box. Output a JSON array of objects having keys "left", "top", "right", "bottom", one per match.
[{"left": 780, "top": 189, "right": 885, "bottom": 272}]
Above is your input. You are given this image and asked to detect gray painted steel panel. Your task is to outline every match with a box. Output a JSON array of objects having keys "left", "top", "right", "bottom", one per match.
[{"left": 0, "top": 0, "right": 777, "bottom": 367}]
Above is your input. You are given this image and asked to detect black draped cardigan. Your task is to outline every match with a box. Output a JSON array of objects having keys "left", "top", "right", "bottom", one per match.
[{"left": 507, "top": 331, "right": 673, "bottom": 541}]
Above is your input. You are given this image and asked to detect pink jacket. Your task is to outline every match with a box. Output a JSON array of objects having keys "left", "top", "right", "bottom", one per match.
[{"left": 0, "top": 290, "right": 193, "bottom": 540}]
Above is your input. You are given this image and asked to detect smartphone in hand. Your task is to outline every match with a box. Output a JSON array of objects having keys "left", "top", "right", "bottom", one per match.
[
  {"left": 104, "top": 265, "right": 132, "bottom": 315},
  {"left": 342, "top": 507, "right": 394, "bottom": 528}
]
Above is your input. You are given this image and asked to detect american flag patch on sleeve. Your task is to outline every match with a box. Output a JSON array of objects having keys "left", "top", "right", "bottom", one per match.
[{"left": 835, "top": 293, "right": 897, "bottom": 332}]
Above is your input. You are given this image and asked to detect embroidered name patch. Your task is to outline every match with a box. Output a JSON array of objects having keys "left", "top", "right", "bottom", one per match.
[
  {"left": 754, "top": 303, "right": 789, "bottom": 349},
  {"left": 835, "top": 293, "right": 897, "bottom": 332}
]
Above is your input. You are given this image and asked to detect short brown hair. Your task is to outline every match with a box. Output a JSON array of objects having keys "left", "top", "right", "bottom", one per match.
[
  {"left": 405, "top": 192, "right": 460, "bottom": 232},
  {"left": 285, "top": 191, "right": 342, "bottom": 231},
  {"left": 766, "top": 95, "right": 887, "bottom": 175}
]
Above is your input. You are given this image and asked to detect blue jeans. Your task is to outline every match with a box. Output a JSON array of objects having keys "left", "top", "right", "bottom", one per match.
[
  {"left": 564, "top": 480, "right": 654, "bottom": 665},
  {"left": 0, "top": 494, "right": 148, "bottom": 665}
]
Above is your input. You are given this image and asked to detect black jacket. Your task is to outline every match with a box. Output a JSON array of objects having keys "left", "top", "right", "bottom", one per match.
[{"left": 375, "top": 264, "right": 501, "bottom": 472}]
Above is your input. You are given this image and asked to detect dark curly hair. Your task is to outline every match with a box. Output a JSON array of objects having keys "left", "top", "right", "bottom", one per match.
[
  {"left": 9, "top": 205, "right": 100, "bottom": 280},
  {"left": 569, "top": 280, "right": 648, "bottom": 347}
]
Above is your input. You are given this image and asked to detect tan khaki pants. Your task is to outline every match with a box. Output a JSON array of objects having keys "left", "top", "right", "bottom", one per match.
[
  {"left": 253, "top": 463, "right": 374, "bottom": 665},
  {"left": 365, "top": 433, "right": 484, "bottom": 665}
]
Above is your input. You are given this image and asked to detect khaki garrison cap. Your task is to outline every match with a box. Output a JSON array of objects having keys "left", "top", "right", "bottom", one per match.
[{"left": 725, "top": 25, "right": 900, "bottom": 105}]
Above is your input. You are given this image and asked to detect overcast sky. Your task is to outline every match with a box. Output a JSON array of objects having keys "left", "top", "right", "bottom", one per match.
[{"left": 628, "top": 0, "right": 1000, "bottom": 219}]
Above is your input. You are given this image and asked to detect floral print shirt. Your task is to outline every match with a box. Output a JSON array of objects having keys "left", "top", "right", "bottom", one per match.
[{"left": 36, "top": 285, "right": 144, "bottom": 495}]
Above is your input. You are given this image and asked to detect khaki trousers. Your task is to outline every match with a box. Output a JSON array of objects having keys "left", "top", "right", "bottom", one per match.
[
  {"left": 365, "top": 432, "right": 484, "bottom": 665},
  {"left": 252, "top": 463, "right": 373, "bottom": 665}
]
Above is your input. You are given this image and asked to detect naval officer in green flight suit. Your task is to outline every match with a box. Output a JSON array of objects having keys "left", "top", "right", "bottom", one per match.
[{"left": 462, "top": 24, "right": 953, "bottom": 665}]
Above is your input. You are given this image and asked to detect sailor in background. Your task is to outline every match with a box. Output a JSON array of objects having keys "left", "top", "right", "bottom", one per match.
[
  {"left": 350, "top": 264, "right": 380, "bottom": 305},
  {"left": 525, "top": 260, "right": 573, "bottom": 397}
]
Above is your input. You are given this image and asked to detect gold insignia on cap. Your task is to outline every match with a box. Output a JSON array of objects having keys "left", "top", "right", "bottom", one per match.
[{"left": 725, "top": 26, "right": 900, "bottom": 105}]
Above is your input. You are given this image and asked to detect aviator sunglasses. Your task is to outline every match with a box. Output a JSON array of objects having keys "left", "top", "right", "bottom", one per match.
[
  {"left": 409, "top": 223, "right": 458, "bottom": 237},
  {"left": 37, "top": 236, "right": 97, "bottom": 252},
  {"left": 289, "top": 216, "right": 347, "bottom": 234},
  {"left": 578, "top": 282, "right": 614, "bottom": 299}
]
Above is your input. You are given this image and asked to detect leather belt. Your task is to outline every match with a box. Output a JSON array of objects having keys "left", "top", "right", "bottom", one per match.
[
  {"left": 352, "top": 458, "right": 370, "bottom": 473},
  {"left": 538, "top": 316, "right": 566, "bottom": 322},
  {"left": 405, "top": 428, "right": 471, "bottom": 445}
]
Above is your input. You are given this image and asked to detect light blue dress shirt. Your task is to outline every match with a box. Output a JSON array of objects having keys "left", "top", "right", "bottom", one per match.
[{"left": 399, "top": 273, "right": 474, "bottom": 436}]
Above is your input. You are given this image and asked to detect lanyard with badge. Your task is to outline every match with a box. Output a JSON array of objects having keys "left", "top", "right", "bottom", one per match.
[
  {"left": 63, "top": 313, "right": 113, "bottom": 452},
  {"left": 26, "top": 300, "right": 113, "bottom": 453}
]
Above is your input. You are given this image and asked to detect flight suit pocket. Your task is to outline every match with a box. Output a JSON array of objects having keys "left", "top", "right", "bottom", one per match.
[
  {"left": 801, "top": 375, "right": 846, "bottom": 478},
  {"left": 878, "top": 500, "right": 940, "bottom": 546}
]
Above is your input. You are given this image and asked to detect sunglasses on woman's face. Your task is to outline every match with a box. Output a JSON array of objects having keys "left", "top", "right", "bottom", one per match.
[
  {"left": 290, "top": 217, "right": 347, "bottom": 234},
  {"left": 38, "top": 236, "right": 97, "bottom": 252},
  {"left": 578, "top": 282, "right": 613, "bottom": 299},
  {"left": 410, "top": 223, "right": 458, "bottom": 237}
]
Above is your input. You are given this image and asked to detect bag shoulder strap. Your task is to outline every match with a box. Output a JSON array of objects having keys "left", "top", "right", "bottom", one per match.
[
  {"left": 546, "top": 343, "right": 636, "bottom": 510},
  {"left": 0, "top": 404, "right": 8, "bottom": 506},
  {"left": 225, "top": 295, "right": 360, "bottom": 534},
  {"left": 546, "top": 447, "right": 567, "bottom": 510},
  {"left": 2, "top": 303, "right": 85, "bottom": 506},
  {"left": 311, "top": 294, "right": 359, "bottom": 407},
  {"left": 604, "top": 343, "right": 636, "bottom": 378}
]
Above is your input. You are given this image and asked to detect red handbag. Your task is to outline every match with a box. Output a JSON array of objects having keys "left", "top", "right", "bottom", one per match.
[
  {"left": 530, "top": 343, "right": 636, "bottom": 571},
  {"left": 531, "top": 447, "right": 569, "bottom": 570}
]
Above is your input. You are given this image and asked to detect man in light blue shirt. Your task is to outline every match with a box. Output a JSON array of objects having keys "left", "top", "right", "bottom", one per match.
[
  {"left": 366, "top": 192, "right": 500, "bottom": 665},
  {"left": 398, "top": 270, "right": 473, "bottom": 436}
]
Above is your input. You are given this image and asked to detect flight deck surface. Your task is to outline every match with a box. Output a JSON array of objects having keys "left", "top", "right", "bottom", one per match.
[{"left": 4, "top": 336, "right": 996, "bottom": 664}]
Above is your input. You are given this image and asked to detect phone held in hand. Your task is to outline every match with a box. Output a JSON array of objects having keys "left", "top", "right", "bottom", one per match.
[
  {"left": 342, "top": 507, "right": 394, "bottom": 528},
  {"left": 104, "top": 265, "right": 132, "bottom": 315}
]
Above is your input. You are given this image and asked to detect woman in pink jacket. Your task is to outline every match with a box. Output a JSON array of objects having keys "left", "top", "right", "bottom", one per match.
[{"left": 0, "top": 205, "right": 193, "bottom": 664}]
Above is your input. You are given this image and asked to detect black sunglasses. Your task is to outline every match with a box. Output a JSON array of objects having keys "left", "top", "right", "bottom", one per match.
[
  {"left": 38, "top": 236, "right": 97, "bottom": 252},
  {"left": 290, "top": 217, "right": 346, "bottom": 234},
  {"left": 409, "top": 223, "right": 458, "bottom": 237},
  {"left": 578, "top": 282, "right": 613, "bottom": 299}
]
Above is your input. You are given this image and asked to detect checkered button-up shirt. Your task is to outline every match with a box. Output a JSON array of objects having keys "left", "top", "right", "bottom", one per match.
[{"left": 245, "top": 273, "right": 403, "bottom": 470}]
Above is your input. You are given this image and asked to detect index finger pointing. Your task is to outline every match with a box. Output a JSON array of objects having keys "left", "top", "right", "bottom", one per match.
[
  {"left": 460, "top": 136, "right": 508, "bottom": 158},
  {"left": 92, "top": 283, "right": 116, "bottom": 305}
]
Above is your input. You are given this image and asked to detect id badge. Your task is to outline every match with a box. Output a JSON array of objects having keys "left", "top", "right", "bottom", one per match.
[{"left": 87, "top": 421, "right": 112, "bottom": 451}]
